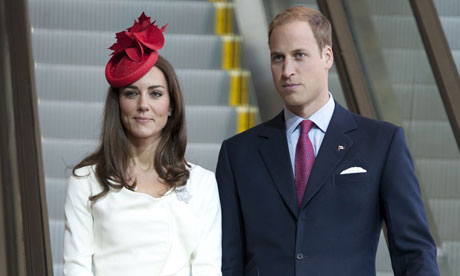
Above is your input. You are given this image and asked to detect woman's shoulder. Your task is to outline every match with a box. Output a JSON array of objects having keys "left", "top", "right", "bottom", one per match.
[
  {"left": 72, "top": 165, "right": 96, "bottom": 178},
  {"left": 178, "top": 163, "right": 219, "bottom": 212},
  {"left": 188, "top": 163, "right": 214, "bottom": 178},
  {"left": 68, "top": 165, "right": 101, "bottom": 194},
  {"left": 185, "top": 163, "right": 217, "bottom": 193}
]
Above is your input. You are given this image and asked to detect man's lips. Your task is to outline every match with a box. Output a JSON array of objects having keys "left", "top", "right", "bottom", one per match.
[{"left": 282, "top": 83, "right": 300, "bottom": 90}]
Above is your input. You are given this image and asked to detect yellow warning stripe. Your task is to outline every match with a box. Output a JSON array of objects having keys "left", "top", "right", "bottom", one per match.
[
  {"left": 237, "top": 106, "right": 258, "bottom": 133},
  {"left": 221, "top": 35, "right": 241, "bottom": 70},
  {"left": 213, "top": 2, "right": 234, "bottom": 35},
  {"left": 211, "top": 1, "right": 259, "bottom": 133},
  {"left": 229, "top": 70, "right": 250, "bottom": 106}
]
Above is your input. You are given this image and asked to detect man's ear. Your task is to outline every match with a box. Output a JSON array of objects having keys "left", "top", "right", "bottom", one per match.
[{"left": 323, "top": 45, "right": 334, "bottom": 70}]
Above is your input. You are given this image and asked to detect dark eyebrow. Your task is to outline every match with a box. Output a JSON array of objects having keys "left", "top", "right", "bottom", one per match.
[
  {"left": 148, "top": 85, "right": 165, "bottom": 90},
  {"left": 123, "top": 85, "right": 165, "bottom": 90},
  {"left": 291, "top": 48, "right": 306, "bottom": 53},
  {"left": 270, "top": 51, "right": 283, "bottom": 57}
]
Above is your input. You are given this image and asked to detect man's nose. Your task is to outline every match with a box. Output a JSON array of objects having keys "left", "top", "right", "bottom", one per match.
[{"left": 282, "top": 59, "right": 295, "bottom": 78}]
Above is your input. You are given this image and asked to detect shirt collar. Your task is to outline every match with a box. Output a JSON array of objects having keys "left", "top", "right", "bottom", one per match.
[{"left": 284, "top": 92, "right": 335, "bottom": 134}]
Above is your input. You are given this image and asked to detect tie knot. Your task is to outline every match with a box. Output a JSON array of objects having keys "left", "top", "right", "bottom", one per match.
[{"left": 300, "top": 120, "right": 314, "bottom": 135}]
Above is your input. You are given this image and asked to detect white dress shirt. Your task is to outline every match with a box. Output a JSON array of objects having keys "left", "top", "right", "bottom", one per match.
[
  {"left": 285, "top": 93, "right": 335, "bottom": 176},
  {"left": 63, "top": 164, "right": 222, "bottom": 276}
]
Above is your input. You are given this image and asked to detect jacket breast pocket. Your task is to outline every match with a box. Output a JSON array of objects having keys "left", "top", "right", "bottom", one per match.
[
  {"left": 332, "top": 172, "right": 372, "bottom": 210},
  {"left": 334, "top": 172, "right": 368, "bottom": 184}
]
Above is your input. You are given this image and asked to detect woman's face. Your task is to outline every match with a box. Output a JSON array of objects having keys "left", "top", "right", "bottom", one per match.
[{"left": 119, "top": 66, "right": 171, "bottom": 145}]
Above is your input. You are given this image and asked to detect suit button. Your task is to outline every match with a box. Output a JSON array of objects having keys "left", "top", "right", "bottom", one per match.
[{"left": 296, "top": 253, "right": 304, "bottom": 260}]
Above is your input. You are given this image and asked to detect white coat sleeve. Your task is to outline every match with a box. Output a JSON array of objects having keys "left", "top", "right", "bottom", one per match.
[
  {"left": 63, "top": 169, "right": 95, "bottom": 276},
  {"left": 190, "top": 171, "right": 222, "bottom": 275}
]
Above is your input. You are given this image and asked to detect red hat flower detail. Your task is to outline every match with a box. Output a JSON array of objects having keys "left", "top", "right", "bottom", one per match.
[{"left": 105, "top": 12, "right": 167, "bottom": 88}]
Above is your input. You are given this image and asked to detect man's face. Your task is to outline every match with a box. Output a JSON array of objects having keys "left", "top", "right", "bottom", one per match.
[{"left": 269, "top": 20, "right": 333, "bottom": 118}]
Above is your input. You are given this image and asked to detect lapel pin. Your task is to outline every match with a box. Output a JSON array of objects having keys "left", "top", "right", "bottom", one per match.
[{"left": 338, "top": 145, "right": 345, "bottom": 151}]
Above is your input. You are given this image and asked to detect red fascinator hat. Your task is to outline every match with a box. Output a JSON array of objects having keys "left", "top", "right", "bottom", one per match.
[{"left": 105, "top": 12, "right": 167, "bottom": 88}]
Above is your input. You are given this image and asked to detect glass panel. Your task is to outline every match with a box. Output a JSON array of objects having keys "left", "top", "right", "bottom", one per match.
[
  {"left": 343, "top": 0, "right": 460, "bottom": 274},
  {"left": 433, "top": 0, "right": 460, "bottom": 72}
]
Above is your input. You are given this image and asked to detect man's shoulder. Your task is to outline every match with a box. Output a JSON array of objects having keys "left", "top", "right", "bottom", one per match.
[
  {"left": 224, "top": 113, "right": 283, "bottom": 145},
  {"left": 223, "top": 122, "right": 265, "bottom": 149},
  {"left": 353, "top": 112, "right": 398, "bottom": 131},
  {"left": 330, "top": 103, "right": 402, "bottom": 145},
  {"left": 335, "top": 103, "right": 399, "bottom": 133}
]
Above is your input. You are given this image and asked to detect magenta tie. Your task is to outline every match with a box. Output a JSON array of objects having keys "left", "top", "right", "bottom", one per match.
[{"left": 295, "top": 120, "right": 315, "bottom": 206}]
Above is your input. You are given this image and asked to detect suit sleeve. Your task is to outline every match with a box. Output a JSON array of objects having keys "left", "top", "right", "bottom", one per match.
[
  {"left": 215, "top": 140, "right": 246, "bottom": 276},
  {"left": 380, "top": 127, "right": 439, "bottom": 275},
  {"left": 63, "top": 172, "right": 95, "bottom": 276}
]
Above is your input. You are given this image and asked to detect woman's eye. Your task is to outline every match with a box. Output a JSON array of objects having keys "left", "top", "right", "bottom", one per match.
[
  {"left": 150, "top": 91, "right": 162, "bottom": 98},
  {"left": 124, "top": 91, "right": 137, "bottom": 98}
]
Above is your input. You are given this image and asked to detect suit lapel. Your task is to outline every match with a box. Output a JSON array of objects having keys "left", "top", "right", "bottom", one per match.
[
  {"left": 258, "top": 112, "right": 299, "bottom": 219},
  {"left": 301, "top": 103, "right": 357, "bottom": 209}
]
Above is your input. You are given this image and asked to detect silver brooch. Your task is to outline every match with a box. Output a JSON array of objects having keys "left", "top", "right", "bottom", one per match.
[{"left": 175, "top": 186, "right": 192, "bottom": 204}]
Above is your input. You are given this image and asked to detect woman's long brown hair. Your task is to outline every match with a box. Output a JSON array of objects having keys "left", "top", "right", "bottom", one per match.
[{"left": 73, "top": 55, "right": 189, "bottom": 201}]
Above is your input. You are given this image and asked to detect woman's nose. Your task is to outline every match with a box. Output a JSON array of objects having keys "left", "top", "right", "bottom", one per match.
[{"left": 137, "top": 93, "right": 149, "bottom": 112}]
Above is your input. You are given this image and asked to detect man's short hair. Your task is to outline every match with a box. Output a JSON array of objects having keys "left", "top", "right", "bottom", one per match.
[{"left": 268, "top": 6, "right": 332, "bottom": 53}]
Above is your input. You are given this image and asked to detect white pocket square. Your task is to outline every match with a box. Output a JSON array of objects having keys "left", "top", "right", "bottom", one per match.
[{"left": 340, "top": 166, "right": 367, "bottom": 175}]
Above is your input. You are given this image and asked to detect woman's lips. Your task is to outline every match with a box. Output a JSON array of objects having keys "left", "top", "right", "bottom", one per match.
[{"left": 134, "top": 117, "right": 152, "bottom": 123}]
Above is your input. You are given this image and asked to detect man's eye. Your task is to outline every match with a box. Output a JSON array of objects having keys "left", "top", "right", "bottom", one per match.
[
  {"left": 272, "top": 55, "right": 283, "bottom": 62},
  {"left": 295, "top": 52, "right": 305, "bottom": 58}
]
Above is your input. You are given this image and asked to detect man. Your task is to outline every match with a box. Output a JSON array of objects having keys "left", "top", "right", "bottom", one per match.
[{"left": 216, "top": 6, "right": 439, "bottom": 276}]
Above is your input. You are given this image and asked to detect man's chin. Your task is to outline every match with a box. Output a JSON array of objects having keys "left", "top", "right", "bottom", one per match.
[{"left": 282, "top": 96, "right": 306, "bottom": 107}]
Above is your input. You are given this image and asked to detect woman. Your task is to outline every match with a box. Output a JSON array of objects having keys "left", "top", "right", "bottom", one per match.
[{"left": 63, "top": 13, "right": 222, "bottom": 276}]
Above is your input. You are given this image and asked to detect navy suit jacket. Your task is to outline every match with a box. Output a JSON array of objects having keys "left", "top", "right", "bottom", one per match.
[{"left": 216, "top": 102, "right": 439, "bottom": 276}]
